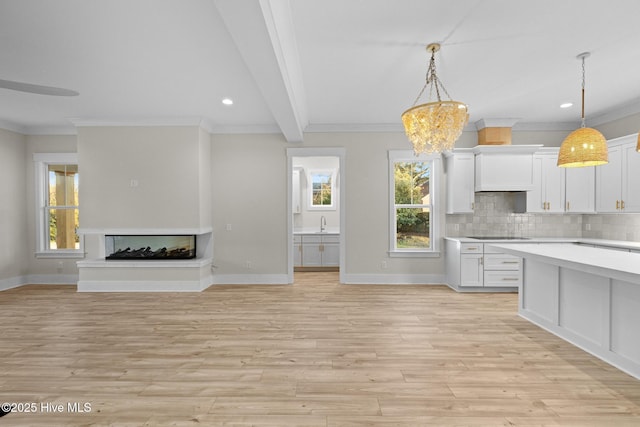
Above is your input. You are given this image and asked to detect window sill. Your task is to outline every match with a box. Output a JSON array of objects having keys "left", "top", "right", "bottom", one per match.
[
  {"left": 388, "top": 251, "right": 441, "bottom": 258},
  {"left": 36, "top": 251, "right": 85, "bottom": 259}
]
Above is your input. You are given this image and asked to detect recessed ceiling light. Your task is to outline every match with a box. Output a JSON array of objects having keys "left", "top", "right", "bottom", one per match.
[
  {"left": 222, "top": 98, "right": 233, "bottom": 106},
  {"left": 560, "top": 102, "right": 573, "bottom": 109}
]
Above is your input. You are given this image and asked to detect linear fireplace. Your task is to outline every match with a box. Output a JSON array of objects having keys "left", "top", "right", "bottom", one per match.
[{"left": 105, "top": 235, "right": 196, "bottom": 260}]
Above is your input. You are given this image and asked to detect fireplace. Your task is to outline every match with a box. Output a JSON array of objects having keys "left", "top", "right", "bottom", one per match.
[{"left": 105, "top": 235, "right": 196, "bottom": 260}]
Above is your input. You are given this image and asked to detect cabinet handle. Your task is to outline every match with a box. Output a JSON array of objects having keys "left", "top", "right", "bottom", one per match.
[
  {"left": 616, "top": 200, "right": 620, "bottom": 210},
  {"left": 622, "top": 200, "right": 625, "bottom": 210},
  {"left": 480, "top": 256, "right": 484, "bottom": 266},
  {"left": 566, "top": 201, "right": 570, "bottom": 211},
  {"left": 501, "top": 261, "right": 520, "bottom": 264},
  {"left": 547, "top": 202, "right": 551, "bottom": 210},
  {"left": 501, "top": 278, "right": 519, "bottom": 281},
  {"left": 471, "top": 202, "right": 475, "bottom": 210},
  {"left": 319, "top": 244, "right": 324, "bottom": 252}
]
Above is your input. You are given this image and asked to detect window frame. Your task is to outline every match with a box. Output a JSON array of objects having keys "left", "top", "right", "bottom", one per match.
[
  {"left": 33, "top": 153, "right": 84, "bottom": 259},
  {"left": 307, "top": 169, "right": 337, "bottom": 211},
  {"left": 388, "top": 150, "right": 441, "bottom": 258}
]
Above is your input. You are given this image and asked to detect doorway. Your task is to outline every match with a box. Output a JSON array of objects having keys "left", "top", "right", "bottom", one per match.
[{"left": 286, "top": 148, "right": 345, "bottom": 284}]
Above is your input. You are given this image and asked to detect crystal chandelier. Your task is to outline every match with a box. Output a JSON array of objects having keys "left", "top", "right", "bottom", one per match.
[
  {"left": 402, "top": 43, "right": 468, "bottom": 155},
  {"left": 557, "top": 52, "right": 608, "bottom": 167}
]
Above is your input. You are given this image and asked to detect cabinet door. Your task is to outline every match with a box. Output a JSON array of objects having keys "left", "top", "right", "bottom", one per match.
[
  {"left": 543, "top": 156, "right": 565, "bottom": 212},
  {"left": 321, "top": 242, "right": 340, "bottom": 266},
  {"left": 565, "top": 166, "right": 595, "bottom": 213},
  {"left": 622, "top": 143, "right": 640, "bottom": 212},
  {"left": 446, "top": 153, "right": 475, "bottom": 213},
  {"left": 596, "top": 145, "right": 622, "bottom": 213},
  {"left": 294, "top": 243, "right": 303, "bottom": 267},
  {"left": 526, "top": 155, "right": 545, "bottom": 212},
  {"left": 460, "top": 254, "right": 483, "bottom": 287},
  {"left": 302, "top": 243, "right": 322, "bottom": 266},
  {"left": 292, "top": 169, "right": 301, "bottom": 214}
]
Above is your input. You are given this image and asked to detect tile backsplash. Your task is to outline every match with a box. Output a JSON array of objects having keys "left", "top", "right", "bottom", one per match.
[{"left": 446, "top": 192, "right": 639, "bottom": 240}]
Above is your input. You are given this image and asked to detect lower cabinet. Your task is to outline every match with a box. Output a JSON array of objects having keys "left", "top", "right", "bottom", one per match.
[
  {"left": 446, "top": 240, "right": 521, "bottom": 290},
  {"left": 294, "top": 234, "right": 340, "bottom": 268}
]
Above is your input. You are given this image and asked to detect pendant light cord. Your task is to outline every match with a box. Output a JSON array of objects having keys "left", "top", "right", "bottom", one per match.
[{"left": 581, "top": 55, "right": 586, "bottom": 128}]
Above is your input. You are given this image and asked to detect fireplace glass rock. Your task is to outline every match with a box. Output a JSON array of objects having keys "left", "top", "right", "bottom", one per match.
[{"left": 105, "top": 235, "right": 196, "bottom": 260}]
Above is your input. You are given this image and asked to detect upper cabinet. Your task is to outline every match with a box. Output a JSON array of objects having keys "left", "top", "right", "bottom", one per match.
[
  {"left": 526, "top": 150, "right": 565, "bottom": 213},
  {"left": 596, "top": 135, "right": 640, "bottom": 213},
  {"left": 292, "top": 168, "right": 301, "bottom": 214},
  {"left": 444, "top": 151, "right": 475, "bottom": 214},
  {"left": 565, "top": 165, "right": 596, "bottom": 213}
]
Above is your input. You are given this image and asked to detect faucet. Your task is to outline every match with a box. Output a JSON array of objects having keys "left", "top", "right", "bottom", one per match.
[{"left": 320, "top": 216, "right": 326, "bottom": 232}]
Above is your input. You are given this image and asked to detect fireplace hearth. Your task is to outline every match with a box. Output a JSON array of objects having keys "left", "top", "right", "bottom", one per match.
[{"left": 105, "top": 235, "right": 196, "bottom": 260}]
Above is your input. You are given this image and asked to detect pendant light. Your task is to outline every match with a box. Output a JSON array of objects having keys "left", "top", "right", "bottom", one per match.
[
  {"left": 401, "top": 43, "right": 469, "bottom": 155},
  {"left": 557, "top": 52, "right": 608, "bottom": 167}
]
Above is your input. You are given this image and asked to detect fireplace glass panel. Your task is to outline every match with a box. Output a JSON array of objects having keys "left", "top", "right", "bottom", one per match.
[{"left": 105, "top": 235, "right": 196, "bottom": 260}]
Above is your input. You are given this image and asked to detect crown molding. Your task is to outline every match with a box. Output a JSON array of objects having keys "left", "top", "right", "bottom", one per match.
[
  {"left": 589, "top": 97, "right": 640, "bottom": 127},
  {"left": 474, "top": 118, "right": 520, "bottom": 130}
]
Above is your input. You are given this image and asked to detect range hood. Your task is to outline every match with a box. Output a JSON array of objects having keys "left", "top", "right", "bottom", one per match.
[{"left": 472, "top": 144, "right": 542, "bottom": 192}]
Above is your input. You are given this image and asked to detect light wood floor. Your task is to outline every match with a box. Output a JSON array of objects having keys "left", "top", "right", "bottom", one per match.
[{"left": 1, "top": 272, "right": 640, "bottom": 426}]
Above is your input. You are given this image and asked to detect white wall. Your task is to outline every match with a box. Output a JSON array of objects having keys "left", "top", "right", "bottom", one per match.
[
  {"left": 77, "top": 126, "right": 211, "bottom": 231},
  {"left": 211, "top": 133, "right": 288, "bottom": 277},
  {"left": 0, "top": 128, "right": 28, "bottom": 288}
]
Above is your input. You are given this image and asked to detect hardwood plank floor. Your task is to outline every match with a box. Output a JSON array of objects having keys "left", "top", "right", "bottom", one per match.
[{"left": 1, "top": 272, "right": 639, "bottom": 426}]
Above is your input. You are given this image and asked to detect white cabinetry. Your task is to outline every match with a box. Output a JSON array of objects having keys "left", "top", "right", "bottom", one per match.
[
  {"left": 565, "top": 166, "right": 595, "bottom": 213},
  {"left": 473, "top": 145, "right": 540, "bottom": 192},
  {"left": 292, "top": 168, "right": 301, "bottom": 214},
  {"left": 445, "top": 239, "right": 521, "bottom": 290},
  {"left": 444, "top": 151, "right": 475, "bottom": 213},
  {"left": 526, "top": 151, "right": 565, "bottom": 213},
  {"left": 460, "top": 243, "right": 483, "bottom": 287},
  {"left": 596, "top": 135, "right": 640, "bottom": 213},
  {"left": 295, "top": 234, "right": 339, "bottom": 268}
]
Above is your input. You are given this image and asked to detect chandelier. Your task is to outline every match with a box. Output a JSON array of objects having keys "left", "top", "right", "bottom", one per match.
[
  {"left": 557, "top": 52, "right": 608, "bottom": 167},
  {"left": 401, "top": 43, "right": 468, "bottom": 155}
]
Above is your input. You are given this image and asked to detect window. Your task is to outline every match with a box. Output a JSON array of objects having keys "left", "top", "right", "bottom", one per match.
[
  {"left": 388, "top": 150, "right": 440, "bottom": 257},
  {"left": 34, "top": 153, "right": 83, "bottom": 258},
  {"left": 308, "top": 169, "right": 336, "bottom": 210}
]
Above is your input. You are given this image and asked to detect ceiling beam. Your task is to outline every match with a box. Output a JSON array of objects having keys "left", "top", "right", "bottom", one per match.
[{"left": 213, "top": 0, "right": 307, "bottom": 143}]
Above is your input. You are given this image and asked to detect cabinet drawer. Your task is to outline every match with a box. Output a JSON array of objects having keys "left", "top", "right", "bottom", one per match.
[
  {"left": 484, "top": 270, "right": 521, "bottom": 287},
  {"left": 461, "top": 243, "right": 483, "bottom": 253},
  {"left": 321, "top": 235, "right": 340, "bottom": 243},
  {"left": 301, "top": 235, "right": 322, "bottom": 243},
  {"left": 483, "top": 254, "right": 521, "bottom": 270}
]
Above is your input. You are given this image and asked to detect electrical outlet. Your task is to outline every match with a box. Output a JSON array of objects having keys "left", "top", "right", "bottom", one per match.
[
  {"left": 380, "top": 260, "right": 388, "bottom": 269},
  {"left": 225, "top": 224, "right": 232, "bottom": 231},
  {"left": 585, "top": 223, "right": 591, "bottom": 231},
  {"left": 245, "top": 260, "right": 253, "bottom": 269}
]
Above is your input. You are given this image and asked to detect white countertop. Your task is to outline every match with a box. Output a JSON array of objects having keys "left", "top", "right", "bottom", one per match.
[
  {"left": 487, "top": 243, "right": 640, "bottom": 284},
  {"left": 444, "top": 236, "right": 640, "bottom": 251},
  {"left": 293, "top": 228, "right": 339, "bottom": 235}
]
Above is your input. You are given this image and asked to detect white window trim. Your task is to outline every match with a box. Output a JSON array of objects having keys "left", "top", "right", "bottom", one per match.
[
  {"left": 33, "top": 153, "right": 84, "bottom": 259},
  {"left": 388, "top": 150, "right": 441, "bottom": 258},
  {"left": 307, "top": 168, "right": 337, "bottom": 211}
]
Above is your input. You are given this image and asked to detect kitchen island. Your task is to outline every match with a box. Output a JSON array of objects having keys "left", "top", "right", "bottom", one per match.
[{"left": 489, "top": 242, "right": 640, "bottom": 380}]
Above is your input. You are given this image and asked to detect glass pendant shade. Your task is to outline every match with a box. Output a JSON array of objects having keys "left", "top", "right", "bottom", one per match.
[
  {"left": 402, "top": 101, "right": 468, "bottom": 154},
  {"left": 557, "top": 127, "right": 608, "bottom": 167}
]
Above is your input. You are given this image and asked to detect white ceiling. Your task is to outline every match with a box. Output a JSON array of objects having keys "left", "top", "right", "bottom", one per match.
[{"left": 2, "top": 0, "right": 640, "bottom": 139}]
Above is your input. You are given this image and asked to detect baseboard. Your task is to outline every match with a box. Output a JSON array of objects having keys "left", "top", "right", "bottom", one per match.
[
  {"left": 27, "top": 274, "right": 79, "bottom": 285},
  {"left": 342, "top": 273, "right": 446, "bottom": 285},
  {"left": 77, "top": 278, "right": 210, "bottom": 292},
  {"left": 0, "top": 274, "right": 78, "bottom": 291},
  {"left": 0, "top": 275, "right": 29, "bottom": 291},
  {"left": 211, "top": 274, "right": 290, "bottom": 285}
]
